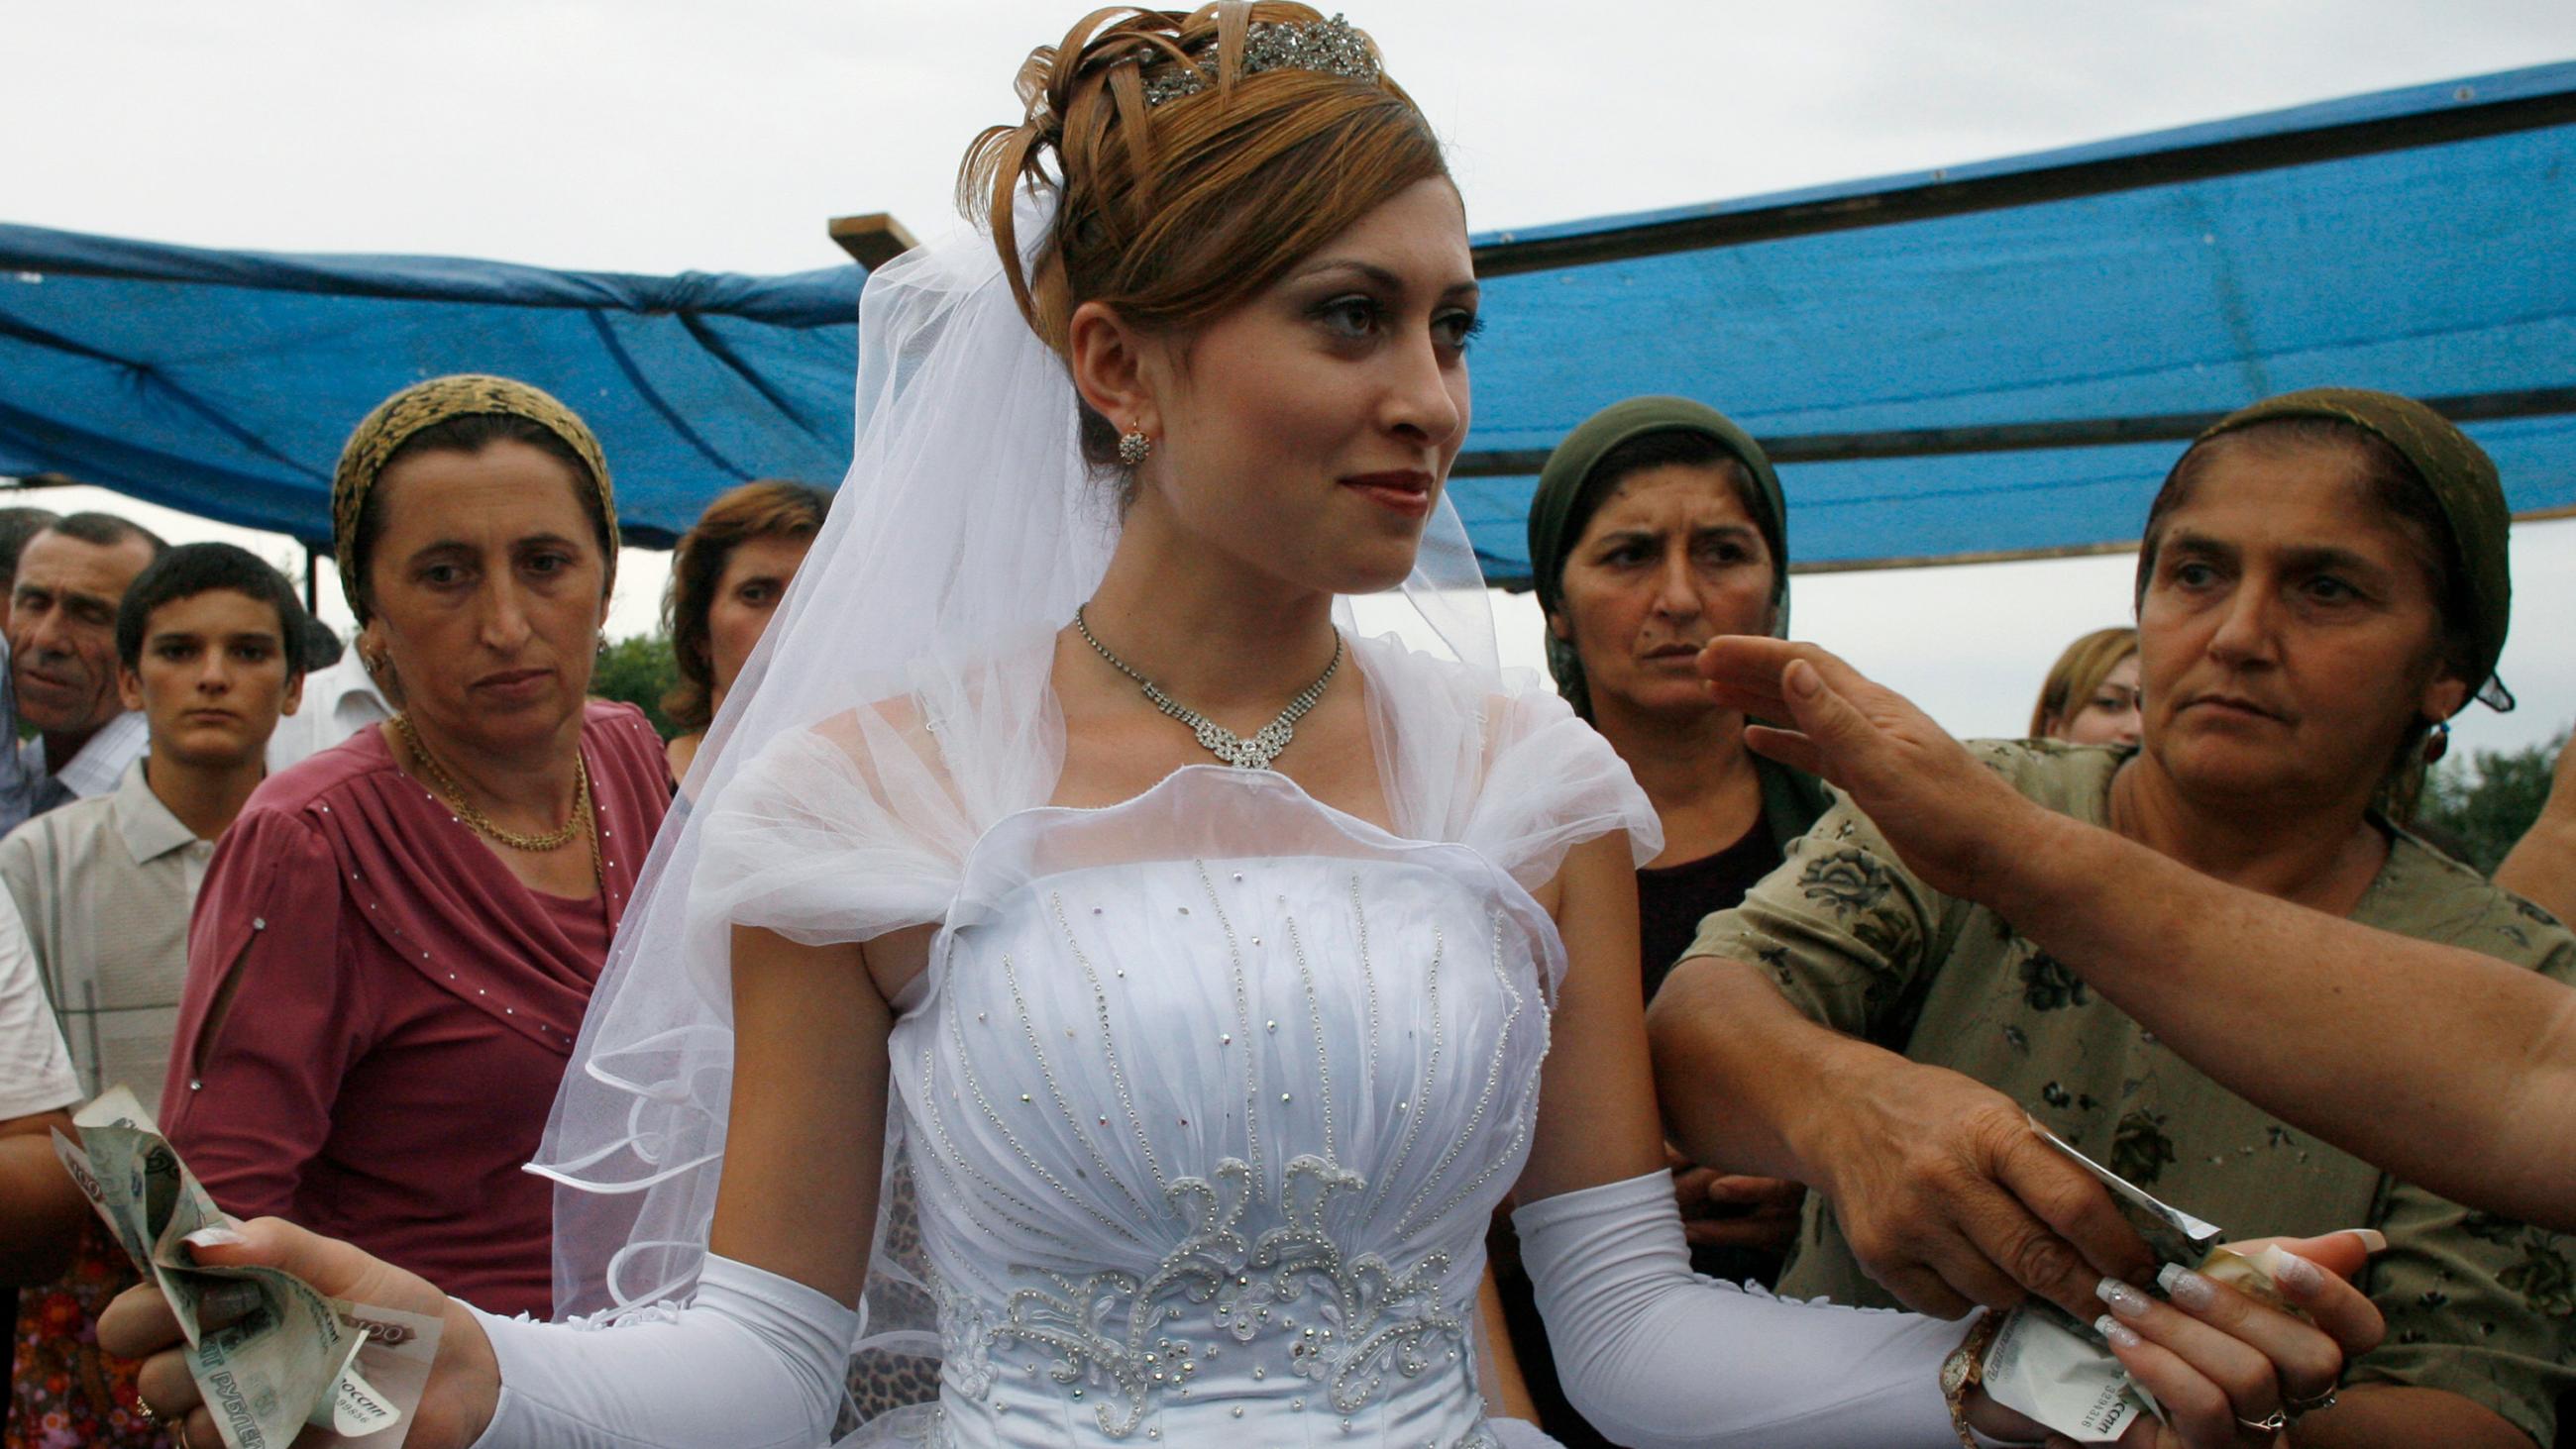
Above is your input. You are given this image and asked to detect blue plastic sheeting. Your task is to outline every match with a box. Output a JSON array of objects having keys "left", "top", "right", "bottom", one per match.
[
  {"left": 1460, "top": 62, "right": 2576, "bottom": 581},
  {"left": 4, "top": 63, "right": 2572, "bottom": 571},
  {"left": 0, "top": 230, "right": 864, "bottom": 546}
]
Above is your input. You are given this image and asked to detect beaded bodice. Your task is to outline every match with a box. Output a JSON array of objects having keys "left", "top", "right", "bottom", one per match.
[{"left": 889, "top": 769, "right": 1559, "bottom": 1447}]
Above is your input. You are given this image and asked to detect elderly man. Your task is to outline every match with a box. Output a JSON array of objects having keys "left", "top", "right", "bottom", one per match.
[{"left": 1, "top": 513, "right": 165, "bottom": 835}]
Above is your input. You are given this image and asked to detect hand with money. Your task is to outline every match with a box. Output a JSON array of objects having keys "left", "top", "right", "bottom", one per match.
[
  {"left": 1978, "top": 1230, "right": 2381, "bottom": 1448},
  {"left": 103, "top": 1217, "right": 497, "bottom": 1449},
  {"left": 69, "top": 1088, "right": 498, "bottom": 1449},
  {"left": 1790, "top": 1056, "right": 2162, "bottom": 1320},
  {"left": 1956, "top": 1122, "right": 2386, "bottom": 1445}
]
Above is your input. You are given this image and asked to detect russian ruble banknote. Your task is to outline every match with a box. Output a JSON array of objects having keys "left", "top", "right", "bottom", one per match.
[
  {"left": 1977, "top": 1121, "right": 2294, "bottom": 1443},
  {"left": 52, "top": 1087, "right": 438, "bottom": 1449}
]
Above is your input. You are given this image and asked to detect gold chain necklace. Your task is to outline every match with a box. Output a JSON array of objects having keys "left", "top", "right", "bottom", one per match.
[{"left": 392, "top": 714, "right": 599, "bottom": 886}]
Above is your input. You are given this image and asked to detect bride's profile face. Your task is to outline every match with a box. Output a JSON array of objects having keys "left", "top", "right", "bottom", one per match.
[{"left": 1136, "top": 177, "right": 1478, "bottom": 594}]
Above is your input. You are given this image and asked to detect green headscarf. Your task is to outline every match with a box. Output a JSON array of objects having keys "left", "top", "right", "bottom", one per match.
[
  {"left": 1526, "top": 397, "right": 1828, "bottom": 851},
  {"left": 2187, "top": 387, "right": 2513, "bottom": 713},
  {"left": 1528, "top": 396, "right": 1791, "bottom": 721}
]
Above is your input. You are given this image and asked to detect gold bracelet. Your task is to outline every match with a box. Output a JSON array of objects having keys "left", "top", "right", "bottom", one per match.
[{"left": 1940, "top": 1310, "right": 2008, "bottom": 1448}]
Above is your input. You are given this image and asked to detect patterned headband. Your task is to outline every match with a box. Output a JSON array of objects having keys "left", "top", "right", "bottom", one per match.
[{"left": 331, "top": 374, "right": 617, "bottom": 623}]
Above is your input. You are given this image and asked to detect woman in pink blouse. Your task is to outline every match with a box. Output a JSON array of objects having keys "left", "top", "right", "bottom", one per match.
[{"left": 161, "top": 377, "right": 671, "bottom": 1317}]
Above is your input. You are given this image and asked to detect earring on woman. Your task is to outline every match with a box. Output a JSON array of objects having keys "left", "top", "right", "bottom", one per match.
[
  {"left": 1118, "top": 427, "right": 1153, "bottom": 466},
  {"left": 2424, "top": 719, "right": 2451, "bottom": 764}
]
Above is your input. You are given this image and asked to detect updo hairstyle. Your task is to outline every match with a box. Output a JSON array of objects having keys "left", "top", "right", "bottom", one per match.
[{"left": 960, "top": 4, "right": 1449, "bottom": 474}]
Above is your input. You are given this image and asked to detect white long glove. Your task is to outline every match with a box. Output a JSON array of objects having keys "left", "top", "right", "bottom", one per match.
[
  {"left": 1513, "top": 1169, "right": 1986, "bottom": 1449},
  {"left": 468, "top": 1254, "right": 854, "bottom": 1449}
]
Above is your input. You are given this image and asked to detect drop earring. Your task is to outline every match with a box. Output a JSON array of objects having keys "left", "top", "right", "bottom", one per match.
[
  {"left": 2423, "top": 719, "right": 2451, "bottom": 764},
  {"left": 1118, "top": 428, "right": 1153, "bottom": 466}
]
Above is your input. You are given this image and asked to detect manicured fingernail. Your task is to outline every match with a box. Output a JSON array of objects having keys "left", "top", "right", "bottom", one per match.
[
  {"left": 2345, "top": 1228, "right": 2388, "bottom": 1254},
  {"left": 2157, "top": 1262, "right": 2216, "bottom": 1310},
  {"left": 183, "top": 1226, "right": 245, "bottom": 1250},
  {"left": 2268, "top": 1249, "right": 2326, "bottom": 1295},
  {"left": 2095, "top": 1276, "right": 2152, "bottom": 1319},
  {"left": 2094, "top": 1314, "right": 2141, "bottom": 1351}
]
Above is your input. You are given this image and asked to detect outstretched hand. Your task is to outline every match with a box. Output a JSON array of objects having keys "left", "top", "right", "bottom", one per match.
[
  {"left": 98, "top": 1216, "right": 497, "bottom": 1449},
  {"left": 1697, "top": 638, "right": 2048, "bottom": 904}
]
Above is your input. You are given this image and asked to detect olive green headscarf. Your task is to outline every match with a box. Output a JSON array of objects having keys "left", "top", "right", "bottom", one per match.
[
  {"left": 331, "top": 374, "right": 618, "bottom": 625},
  {"left": 1528, "top": 396, "right": 1791, "bottom": 721},
  {"left": 1527, "top": 396, "right": 1828, "bottom": 850},
  {"left": 2188, "top": 386, "right": 2513, "bottom": 713}
]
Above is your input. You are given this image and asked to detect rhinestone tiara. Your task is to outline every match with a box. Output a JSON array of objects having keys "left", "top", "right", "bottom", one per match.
[{"left": 1141, "top": 13, "right": 1380, "bottom": 107}]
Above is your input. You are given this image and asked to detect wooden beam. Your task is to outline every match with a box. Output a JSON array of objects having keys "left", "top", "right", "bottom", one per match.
[{"left": 828, "top": 213, "right": 919, "bottom": 269}]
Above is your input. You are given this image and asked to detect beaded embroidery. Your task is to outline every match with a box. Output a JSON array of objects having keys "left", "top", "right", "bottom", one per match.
[{"left": 935, "top": 1155, "right": 1463, "bottom": 1438}]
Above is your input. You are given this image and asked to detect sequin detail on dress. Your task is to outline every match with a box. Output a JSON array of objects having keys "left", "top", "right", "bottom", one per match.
[
  {"left": 934, "top": 1154, "right": 1464, "bottom": 1437},
  {"left": 885, "top": 792, "right": 1570, "bottom": 1446}
]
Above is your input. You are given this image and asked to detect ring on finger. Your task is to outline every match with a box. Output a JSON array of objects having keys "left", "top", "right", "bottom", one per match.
[
  {"left": 2284, "top": 1387, "right": 2339, "bottom": 1419},
  {"left": 2235, "top": 1408, "right": 2290, "bottom": 1437}
]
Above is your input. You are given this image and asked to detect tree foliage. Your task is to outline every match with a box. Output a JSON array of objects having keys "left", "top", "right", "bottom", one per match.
[
  {"left": 2414, "top": 727, "right": 2571, "bottom": 876},
  {"left": 591, "top": 632, "right": 680, "bottom": 739}
]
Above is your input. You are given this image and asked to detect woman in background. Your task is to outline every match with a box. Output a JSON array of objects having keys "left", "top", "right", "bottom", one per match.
[
  {"left": 659, "top": 480, "right": 830, "bottom": 782},
  {"left": 161, "top": 376, "right": 669, "bottom": 1319},
  {"left": 1502, "top": 397, "right": 1823, "bottom": 1445},
  {"left": 2030, "top": 626, "right": 2142, "bottom": 748}
]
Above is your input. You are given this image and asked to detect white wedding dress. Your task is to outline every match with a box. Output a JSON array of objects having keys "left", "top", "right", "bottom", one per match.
[
  {"left": 521, "top": 197, "right": 1974, "bottom": 1449},
  {"left": 685, "top": 627, "right": 1653, "bottom": 1446}
]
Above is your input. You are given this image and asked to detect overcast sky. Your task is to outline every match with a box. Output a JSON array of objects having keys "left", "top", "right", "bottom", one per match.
[{"left": 8, "top": 0, "right": 2572, "bottom": 755}]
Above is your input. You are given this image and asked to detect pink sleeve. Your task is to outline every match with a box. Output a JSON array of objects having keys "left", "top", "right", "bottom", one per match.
[{"left": 163, "top": 806, "right": 371, "bottom": 1220}]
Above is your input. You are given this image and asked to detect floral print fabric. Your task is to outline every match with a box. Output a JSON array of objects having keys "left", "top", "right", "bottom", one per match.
[
  {"left": 8, "top": 1216, "right": 165, "bottom": 1449},
  {"left": 1689, "top": 740, "right": 2576, "bottom": 1446}
]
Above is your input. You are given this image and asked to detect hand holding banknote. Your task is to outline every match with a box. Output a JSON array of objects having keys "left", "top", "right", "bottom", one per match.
[
  {"left": 1957, "top": 1126, "right": 2386, "bottom": 1446},
  {"left": 1963, "top": 1231, "right": 2379, "bottom": 1446},
  {"left": 72, "top": 1090, "right": 499, "bottom": 1449},
  {"left": 104, "top": 1216, "right": 498, "bottom": 1449}
]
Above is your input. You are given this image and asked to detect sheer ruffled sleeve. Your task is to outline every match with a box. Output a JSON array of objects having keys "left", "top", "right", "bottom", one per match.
[
  {"left": 1365, "top": 635, "right": 1660, "bottom": 890},
  {"left": 690, "top": 710, "right": 972, "bottom": 950},
  {"left": 1462, "top": 682, "right": 1662, "bottom": 888}
]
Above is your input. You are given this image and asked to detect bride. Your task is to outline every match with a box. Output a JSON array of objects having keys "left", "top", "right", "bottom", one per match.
[{"left": 106, "top": 7, "right": 2376, "bottom": 1447}]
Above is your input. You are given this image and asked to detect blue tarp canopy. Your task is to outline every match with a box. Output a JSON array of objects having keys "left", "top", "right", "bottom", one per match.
[
  {"left": 4, "top": 62, "right": 2573, "bottom": 575},
  {"left": 1454, "top": 61, "right": 2576, "bottom": 582},
  {"left": 0, "top": 231, "right": 867, "bottom": 547}
]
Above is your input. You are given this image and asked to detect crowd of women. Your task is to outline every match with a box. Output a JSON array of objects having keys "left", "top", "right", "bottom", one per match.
[{"left": 4, "top": 5, "right": 2574, "bottom": 1449}]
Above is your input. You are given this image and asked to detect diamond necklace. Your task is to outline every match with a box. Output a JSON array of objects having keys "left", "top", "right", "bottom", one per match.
[{"left": 1073, "top": 605, "right": 1342, "bottom": 771}]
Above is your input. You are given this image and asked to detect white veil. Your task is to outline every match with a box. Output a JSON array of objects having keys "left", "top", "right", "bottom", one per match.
[{"left": 530, "top": 187, "right": 1509, "bottom": 1425}]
